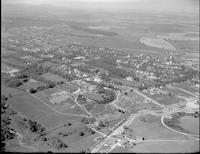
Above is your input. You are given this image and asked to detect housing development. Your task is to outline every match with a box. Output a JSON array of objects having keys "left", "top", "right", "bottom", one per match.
[{"left": 1, "top": 0, "right": 199, "bottom": 153}]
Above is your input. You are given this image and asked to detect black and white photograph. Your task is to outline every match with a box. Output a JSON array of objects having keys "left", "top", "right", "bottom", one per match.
[{"left": 1, "top": 0, "right": 199, "bottom": 153}]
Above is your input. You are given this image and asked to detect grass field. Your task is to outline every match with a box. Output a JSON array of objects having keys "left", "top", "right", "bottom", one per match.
[
  {"left": 2, "top": 57, "right": 25, "bottom": 68},
  {"left": 47, "top": 121, "right": 100, "bottom": 152},
  {"left": 35, "top": 90, "right": 89, "bottom": 116},
  {"left": 128, "top": 114, "right": 190, "bottom": 140},
  {"left": 150, "top": 94, "right": 184, "bottom": 105},
  {"left": 40, "top": 72, "right": 66, "bottom": 83},
  {"left": 83, "top": 91, "right": 104, "bottom": 102},
  {"left": 6, "top": 91, "right": 82, "bottom": 129},
  {"left": 173, "top": 81, "right": 199, "bottom": 94},
  {"left": 1, "top": 84, "right": 23, "bottom": 97},
  {"left": 166, "top": 86, "right": 196, "bottom": 97},
  {"left": 58, "top": 83, "right": 79, "bottom": 93},
  {"left": 19, "top": 79, "right": 47, "bottom": 90}
]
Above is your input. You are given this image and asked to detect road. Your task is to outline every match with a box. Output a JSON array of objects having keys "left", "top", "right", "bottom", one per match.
[
  {"left": 91, "top": 114, "right": 139, "bottom": 153},
  {"left": 161, "top": 115, "right": 200, "bottom": 137}
]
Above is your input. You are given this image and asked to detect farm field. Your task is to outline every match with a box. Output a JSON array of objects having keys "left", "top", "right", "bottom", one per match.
[
  {"left": 35, "top": 89, "right": 89, "bottom": 116},
  {"left": 6, "top": 91, "right": 82, "bottom": 129},
  {"left": 40, "top": 72, "right": 67, "bottom": 83}
]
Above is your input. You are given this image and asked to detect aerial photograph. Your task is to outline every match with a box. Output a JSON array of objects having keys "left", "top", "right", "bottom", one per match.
[{"left": 1, "top": 0, "right": 199, "bottom": 153}]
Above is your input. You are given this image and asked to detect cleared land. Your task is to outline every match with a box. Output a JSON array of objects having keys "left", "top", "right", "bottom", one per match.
[
  {"left": 40, "top": 72, "right": 67, "bottom": 82},
  {"left": 140, "top": 37, "right": 176, "bottom": 51}
]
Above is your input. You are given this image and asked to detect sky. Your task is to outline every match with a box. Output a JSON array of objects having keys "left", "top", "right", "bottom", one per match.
[{"left": 2, "top": 0, "right": 199, "bottom": 14}]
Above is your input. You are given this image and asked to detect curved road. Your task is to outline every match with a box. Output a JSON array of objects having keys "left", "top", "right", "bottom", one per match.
[{"left": 161, "top": 115, "right": 199, "bottom": 137}]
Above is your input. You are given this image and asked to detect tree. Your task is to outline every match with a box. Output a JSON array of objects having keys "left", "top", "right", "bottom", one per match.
[{"left": 29, "top": 88, "right": 37, "bottom": 93}]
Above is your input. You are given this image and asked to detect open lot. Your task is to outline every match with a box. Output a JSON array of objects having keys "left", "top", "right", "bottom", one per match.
[{"left": 40, "top": 72, "right": 67, "bottom": 83}]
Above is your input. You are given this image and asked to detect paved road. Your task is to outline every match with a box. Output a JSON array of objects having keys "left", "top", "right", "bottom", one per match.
[{"left": 91, "top": 114, "right": 139, "bottom": 153}]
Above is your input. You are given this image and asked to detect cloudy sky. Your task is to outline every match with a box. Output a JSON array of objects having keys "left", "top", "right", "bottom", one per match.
[{"left": 3, "top": 0, "right": 199, "bottom": 14}]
